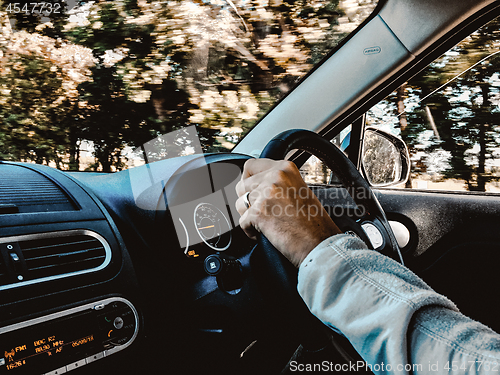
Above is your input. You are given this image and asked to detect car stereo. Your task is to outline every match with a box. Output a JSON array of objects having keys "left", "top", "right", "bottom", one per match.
[{"left": 0, "top": 297, "right": 138, "bottom": 375}]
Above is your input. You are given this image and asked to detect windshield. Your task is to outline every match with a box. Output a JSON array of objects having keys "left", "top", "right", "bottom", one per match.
[{"left": 0, "top": 0, "right": 377, "bottom": 171}]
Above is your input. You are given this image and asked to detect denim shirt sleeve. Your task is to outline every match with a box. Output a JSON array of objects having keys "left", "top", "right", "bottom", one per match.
[{"left": 297, "top": 234, "right": 500, "bottom": 374}]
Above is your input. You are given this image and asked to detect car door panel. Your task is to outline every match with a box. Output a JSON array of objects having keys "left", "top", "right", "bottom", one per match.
[{"left": 376, "top": 188, "right": 500, "bottom": 332}]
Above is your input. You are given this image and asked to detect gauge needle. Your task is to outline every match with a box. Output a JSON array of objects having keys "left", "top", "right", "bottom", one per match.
[{"left": 198, "top": 225, "right": 215, "bottom": 230}]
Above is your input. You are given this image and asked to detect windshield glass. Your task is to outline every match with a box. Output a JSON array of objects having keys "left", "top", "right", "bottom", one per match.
[{"left": 0, "top": 0, "right": 377, "bottom": 171}]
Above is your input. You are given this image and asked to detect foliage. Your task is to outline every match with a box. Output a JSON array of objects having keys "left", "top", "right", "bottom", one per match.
[
  {"left": 0, "top": 0, "right": 376, "bottom": 170},
  {"left": 0, "top": 52, "right": 71, "bottom": 165},
  {"left": 0, "top": 18, "right": 93, "bottom": 167}
]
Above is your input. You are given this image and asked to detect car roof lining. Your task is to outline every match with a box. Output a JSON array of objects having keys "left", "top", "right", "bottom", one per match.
[{"left": 380, "top": 0, "right": 497, "bottom": 56}]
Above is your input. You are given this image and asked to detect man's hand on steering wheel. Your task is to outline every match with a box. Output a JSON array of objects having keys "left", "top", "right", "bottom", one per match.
[{"left": 235, "top": 158, "right": 342, "bottom": 268}]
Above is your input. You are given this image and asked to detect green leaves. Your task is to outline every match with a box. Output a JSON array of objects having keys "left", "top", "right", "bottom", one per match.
[{"left": 0, "top": 52, "right": 74, "bottom": 166}]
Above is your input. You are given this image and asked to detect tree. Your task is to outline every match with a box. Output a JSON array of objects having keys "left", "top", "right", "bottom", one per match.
[
  {"left": 0, "top": 27, "right": 93, "bottom": 168},
  {"left": 65, "top": 0, "right": 198, "bottom": 170},
  {"left": 63, "top": 0, "right": 371, "bottom": 167},
  {"left": 0, "top": 0, "right": 94, "bottom": 169},
  {"left": 0, "top": 52, "right": 74, "bottom": 166},
  {"left": 0, "top": 0, "right": 378, "bottom": 170},
  {"left": 176, "top": 0, "right": 353, "bottom": 143}
]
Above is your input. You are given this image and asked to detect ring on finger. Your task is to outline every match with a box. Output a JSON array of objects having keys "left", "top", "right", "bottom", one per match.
[{"left": 243, "top": 191, "right": 251, "bottom": 208}]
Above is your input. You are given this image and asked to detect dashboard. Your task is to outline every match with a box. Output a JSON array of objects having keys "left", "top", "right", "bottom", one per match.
[
  {"left": 0, "top": 152, "right": 392, "bottom": 375},
  {"left": 0, "top": 154, "right": 265, "bottom": 375}
]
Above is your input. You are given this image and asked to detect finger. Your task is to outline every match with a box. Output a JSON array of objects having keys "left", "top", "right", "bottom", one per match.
[
  {"left": 236, "top": 160, "right": 267, "bottom": 197},
  {"left": 235, "top": 171, "right": 266, "bottom": 198},
  {"left": 235, "top": 178, "right": 246, "bottom": 197},
  {"left": 235, "top": 189, "right": 259, "bottom": 215},
  {"left": 237, "top": 159, "right": 295, "bottom": 197},
  {"left": 238, "top": 209, "right": 259, "bottom": 240},
  {"left": 235, "top": 194, "right": 248, "bottom": 216},
  {"left": 235, "top": 177, "right": 257, "bottom": 197},
  {"left": 242, "top": 158, "right": 279, "bottom": 179}
]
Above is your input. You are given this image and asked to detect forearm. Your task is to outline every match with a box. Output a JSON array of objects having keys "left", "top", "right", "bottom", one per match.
[{"left": 297, "top": 234, "right": 500, "bottom": 374}]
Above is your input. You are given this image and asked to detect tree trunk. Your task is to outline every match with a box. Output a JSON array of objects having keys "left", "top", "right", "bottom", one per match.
[
  {"left": 68, "top": 133, "right": 80, "bottom": 171},
  {"left": 474, "top": 83, "right": 490, "bottom": 192},
  {"left": 396, "top": 83, "right": 407, "bottom": 132}
]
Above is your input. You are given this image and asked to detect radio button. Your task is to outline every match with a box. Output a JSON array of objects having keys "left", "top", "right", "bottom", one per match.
[
  {"left": 45, "top": 366, "right": 67, "bottom": 375},
  {"left": 66, "top": 359, "right": 86, "bottom": 371},
  {"left": 114, "top": 317, "right": 124, "bottom": 329},
  {"left": 86, "top": 351, "right": 105, "bottom": 364},
  {"left": 98, "top": 307, "right": 134, "bottom": 330}
]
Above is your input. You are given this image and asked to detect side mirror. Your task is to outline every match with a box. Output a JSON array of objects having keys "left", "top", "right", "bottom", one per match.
[{"left": 361, "top": 128, "right": 410, "bottom": 187}]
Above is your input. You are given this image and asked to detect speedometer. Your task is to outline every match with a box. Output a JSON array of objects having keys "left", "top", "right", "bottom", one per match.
[{"left": 194, "top": 203, "right": 232, "bottom": 251}]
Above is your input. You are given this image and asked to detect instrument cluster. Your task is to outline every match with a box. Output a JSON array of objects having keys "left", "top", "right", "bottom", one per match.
[
  {"left": 163, "top": 158, "right": 254, "bottom": 261},
  {"left": 170, "top": 188, "right": 242, "bottom": 260}
]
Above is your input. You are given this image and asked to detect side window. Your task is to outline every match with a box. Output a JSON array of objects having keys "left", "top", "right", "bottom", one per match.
[
  {"left": 367, "top": 16, "right": 500, "bottom": 193},
  {"left": 299, "top": 125, "right": 352, "bottom": 184}
]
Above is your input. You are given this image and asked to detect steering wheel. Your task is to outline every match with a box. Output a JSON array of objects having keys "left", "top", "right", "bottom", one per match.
[
  {"left": 251, "top": 129, "right": 404, "bottom": 351},
  {"left": 259, "top": 128, "right": 403, "bottom": 262}
]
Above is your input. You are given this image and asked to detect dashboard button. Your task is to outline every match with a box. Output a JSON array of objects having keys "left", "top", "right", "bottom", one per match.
[
  {"left": 45, "top": 366, "right": 67, "bottom": 375},
  {"left": 103, "top": 341, "right": 115, "bottom": 350},
  {"left": 86, "top": 352, "right": 105, "bottom": 364},
  {"left": 204, "top": 255, "right": 222, "bottom": 275},
  {"left": 114, "top": 317, "right": 124, "bottom": 329},
  {"left": 361, "top": 222, "right": 384, "bottom": 249},
  {"left": 66, "top": 359, "right": 86, "bottom": 371}
]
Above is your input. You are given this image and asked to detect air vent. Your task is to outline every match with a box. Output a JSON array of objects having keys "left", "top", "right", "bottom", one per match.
[
  {"left": 0, "top": 164, "right": 76, "bottom": 213},
  {"left": 0, "top": 257, "right": 6, "bottom": 285},
  {"left": 0, "top": 230, "right": 111, "bottom": 290}
]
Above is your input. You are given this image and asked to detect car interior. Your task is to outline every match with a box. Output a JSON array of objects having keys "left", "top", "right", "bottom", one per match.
[{"left": 1, "top": 0, "right": 500, "bottom": 374}]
